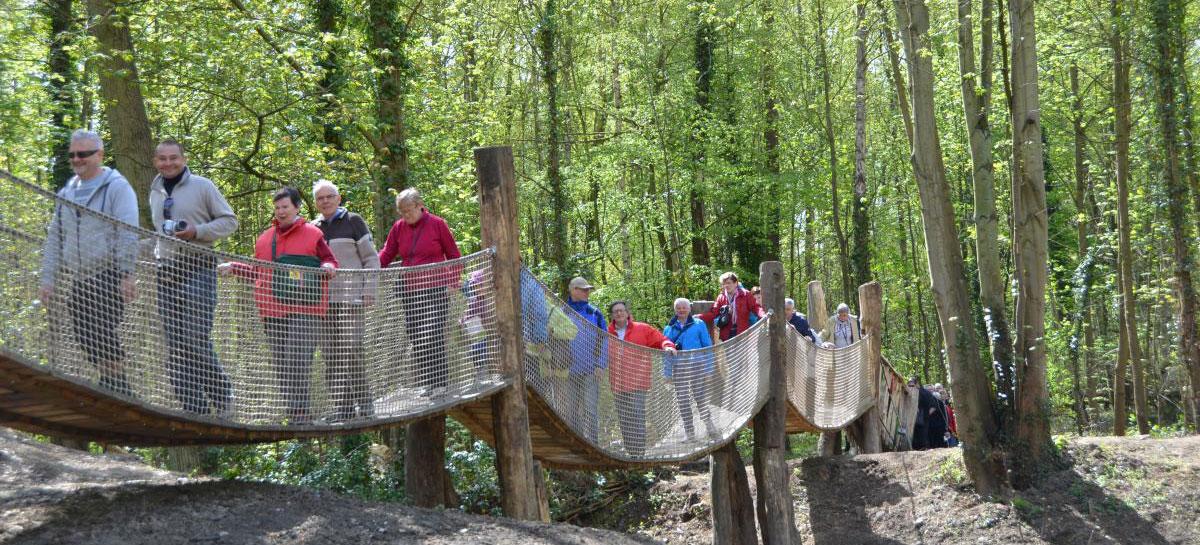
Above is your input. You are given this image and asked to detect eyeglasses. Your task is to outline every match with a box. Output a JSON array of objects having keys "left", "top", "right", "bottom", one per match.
[
  {"left": 68, "top": 149, "right": 100, "bottom": 159},
  {"left": 162, "top": 197, "right": 174, "bottom": 220}
]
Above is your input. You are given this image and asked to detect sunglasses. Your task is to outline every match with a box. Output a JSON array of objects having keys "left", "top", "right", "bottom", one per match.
[{"left": 68, "top": 149, "right": 100, "bottom": 159}]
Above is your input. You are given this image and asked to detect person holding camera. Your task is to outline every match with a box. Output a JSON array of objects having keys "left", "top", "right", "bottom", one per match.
[
  {"left": 149, "top": 139, "right": 239, "bottom": 416},
  {"left": 218, "top": 187, "right": 337, "bottom": 425},
  {"left": 698, "top": 271, "right": 765, "bottom": 342}
]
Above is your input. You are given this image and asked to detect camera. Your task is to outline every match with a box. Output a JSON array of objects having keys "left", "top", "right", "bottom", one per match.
[{"left": 162, "top": 219, "right": 189, "bottom": 235}]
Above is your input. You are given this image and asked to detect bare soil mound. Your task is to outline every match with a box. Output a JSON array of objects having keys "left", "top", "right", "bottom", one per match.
[
  {"left": 639, "top": 435, "right": 1200, "bottom": 545},
  {"left": 0, "top": 429, "right": 658, "bottom": 545}
]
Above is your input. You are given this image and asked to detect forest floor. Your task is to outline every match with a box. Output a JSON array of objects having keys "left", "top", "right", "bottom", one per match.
[
  {"left": 0, "top": 428, "right": 655, "bottom": 545},
  {"left": 627, "top": 434, "right": 1200, "bottom": 544},
  {"left": 3, "top": 428, "right": 1198, "bottom": 545}
]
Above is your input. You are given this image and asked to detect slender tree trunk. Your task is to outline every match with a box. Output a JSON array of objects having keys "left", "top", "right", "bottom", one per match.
[
  {"left": 1068, "top": 63, "right": 1092, "bottom": 432},
  {"left": 690, "top": 2, "right": 714, "bottom": 267},
  {"left": 816, "top": 0, "right": 853, "bottom": 304},
  {"left": 45, "top": 0, "right": 76, "bottom": 190},
  {"left": 896, "top": 0, "right": 1004, "bottom": 494},
  {"left": 804, "top": 206, "right": 815, "bottom": 281},
  {"left": 1111, "top": 0, "right": 1137, "bottom": 436},
  {"left": 763, "top": 0, "right": 782, "bottom": 259},
  {"left": 87, "top": 0, "right": 155, "bottom": 226},
  {"left": 851, "top": 0, "right": 872, "bottom": 288},
  {"left": 1151, "top": 0, "right": 1200, "bottom": 429},
  {"left": 876, "top": 0, "right": 914, "bottom": 149},
  {"left": 314, "top": 0, "right": 346, "bottom": 159},
  {"left": 1007, "top": 0, "right": 1054, "bottom": 486},
  {"left": 367, "top": 0, "right": 410, "bottom": 237},
  {"left": 539, "top": 0, "right": 569, "bottom": 295},
  {"left": 1179, "top": 31, "right": 1200, "bottom": 426},
  {"left": 957, "top": 0, "right": 1015, "bottom": 431}
]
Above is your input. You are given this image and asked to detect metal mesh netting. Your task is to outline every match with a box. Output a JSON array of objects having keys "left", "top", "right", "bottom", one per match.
[
  {"left": 519, "top": 270, "right": 771, "bottom": 462},
  {"left": 1, "top": 173, "right": 503, "bottom": 429},
  {"left": 783, "top": 325, "right": 875, "bottom": 430},
  {"left": 1, "top": 170, "right": 886, "bottom": 460}
]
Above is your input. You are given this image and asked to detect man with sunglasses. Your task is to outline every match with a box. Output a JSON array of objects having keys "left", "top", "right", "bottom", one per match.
[
  {"left": 39, "top": 130, "right": 140, "bottom": 395},
  {"left": 149, "top": 138, "right": 239, "bottom": 416}
]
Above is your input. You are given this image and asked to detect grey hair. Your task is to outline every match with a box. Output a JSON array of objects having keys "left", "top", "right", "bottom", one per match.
[
  {"left": 70, "top": 129, "right": 103, "bottom": 151},
  {"left": 395, "top": 187, "right": 423, "bottom": 209},
  {"left": 785, "top": 297, "right": 795, "bottom": 307},
  {"left": 837, "top": 303, "right": 850, "bottom": 313},
  {"left": 313, "top": 179, "right": 339, "bottom": 197},
  {"left": 673, "top": 297, "right": 691, "bottom": 308}
]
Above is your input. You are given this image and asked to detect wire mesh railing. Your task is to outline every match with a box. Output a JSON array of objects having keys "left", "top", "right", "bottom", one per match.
[
  {"left": 1, "top": 168, "right": 885, "bottom": 460},
  {"left": 1, "top": 172, "right": 503, "bottom": 430}
]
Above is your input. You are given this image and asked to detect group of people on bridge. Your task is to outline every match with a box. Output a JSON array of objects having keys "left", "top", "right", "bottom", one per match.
[{"left": 36, "top": 130, "right": 877, "bottom": 453}]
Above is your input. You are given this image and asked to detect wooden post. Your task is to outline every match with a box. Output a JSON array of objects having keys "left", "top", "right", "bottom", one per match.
[
  {"left": 405, "top": 416, "right": 453, "bottom": 507},
  {"left": 808, "top": 281, "right": 840, "bottom": 456},
  {"left": 856, "top": 281, "right": 884, "bottom": 453},
  {"left": 710, "top": 442, "right": 758, "bottom": 545},
  {"left": 475, "top": 145, "right": 544, "bottom": 520},
  {"left": 753, "top": 261, "right": 798, "bottom": 545}
]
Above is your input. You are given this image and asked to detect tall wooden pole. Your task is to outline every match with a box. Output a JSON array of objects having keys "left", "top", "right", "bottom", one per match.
[
  {"left": 855, "top": 281, "right": 883, "bottom": 453},
  {"left": 754, "top": 261, "right": 799, "bottom": 545},
  {"left": 475, "top": 146, "right": 544, "bottom": 521},
  {"left": 808, "top": 281, "right": 840, "bottom": 456}
]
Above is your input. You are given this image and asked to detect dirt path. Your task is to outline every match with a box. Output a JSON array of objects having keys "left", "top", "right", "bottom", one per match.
[
  {"left": 0, "top": 429, "right": 658, "bottom": 545},
  {"left": 640, "top": 435, "right": 1200, "bottom": 545}
]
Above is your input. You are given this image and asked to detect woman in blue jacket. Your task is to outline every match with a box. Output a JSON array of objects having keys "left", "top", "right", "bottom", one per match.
[{"left": 664, "top": 297, "right": 716, "bottom": 440}]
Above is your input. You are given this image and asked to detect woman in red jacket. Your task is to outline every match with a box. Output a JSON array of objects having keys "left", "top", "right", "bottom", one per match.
[
  {"left": 219, "top": 187, "right": 337, "bottom": 424},
  {"left": 607, "top": 300, "right": 675, "bottom": 456},
  {"left": 378, "top": 188, "right": 462, "bottom": 395},
  {"left": 699, "top": 271, "right": 765, "bottom": 341}
]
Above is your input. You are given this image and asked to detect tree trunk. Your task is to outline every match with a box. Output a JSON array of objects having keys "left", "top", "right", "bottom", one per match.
[
  {"left": 367, "top": 0, "right": 409, "bottom": 237},
  {"left": 1111, "top": 0, "right": 1136, "bottom": 436},
  {"left": 1007, "top": 0, "right": 1054, "bottom": 486},
  {"left": 895, "top": 0, "right": 1004, "bottom": 494},
  {"left": 876, "top": 0, "right": 914, "bottom": 149},
  {"left": 314, "top": 0, "right": 346, "bottom": 159},
  {"left": 816, "top": 0, "right": 853, "bottom": 304},
  {"left": 1068, "top": 63, "right": 1092, "bottom": 432},
  {"left": 710, "top": 442, "right": 757, "bottom": 545},
  {"left": 539, "top": 0, "right": 569, "bottom": 295},
  {"left": 1178, "top": 25, "right": 1200, "bottom": 426},
  {"left": 45, "top": 0, "right": 77, "bottom": 190},
  {"left": 1151, "top": 0, "right": 1200, "bottom": 429},
  {"left": 689, "top": 2, "right": 715, "bottom": 269},
  {"left": 851, "top": 0, "right": 872, "bottom": 289},
  {"left": 405, "top": 416, "right": 456, "bottom": 508},
  {"left": 87, "top": 0, "right": 155, "bottom": 226},
  {"left": 957, "top": 0, "right": 1015, "bottom": 431}
]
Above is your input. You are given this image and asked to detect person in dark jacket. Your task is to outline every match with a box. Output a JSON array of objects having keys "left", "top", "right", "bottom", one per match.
[
  {"left": 378, "top": 188, "right": 462, "bottom": 395},
  {"left": 608, "top": 300, "right": 676, "bottom": 456},
  {"left": 218, "top": 187, "right": 338, "bottom": 424},
  {"left": 910, "top": 376, "right": 939, "bottom": 450},
  {"left": 784, "top": 298, "right": 818, "bottom": 343},
  {"left": 698, "top": 272, "right": 766, "bottom": 341},
  {"left": 664, "top": 297, "right": 716, "bottom": 440}
]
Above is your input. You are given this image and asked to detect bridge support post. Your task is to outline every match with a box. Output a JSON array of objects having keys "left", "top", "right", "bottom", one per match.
[
  {"left": 475, "top": 145, "right": 546, "bottom": 521},
  {"left": 808, "top": 281, "right": 841, "bottom": 456},
  {"left": 711, "top": 442, "right": 758, "bottom": 545},
  {"left": 753, "top": 261, "right": 799, "bottom": 545},
  {"left": 854, "top": 281, "right": 884, "bottom": 454}
]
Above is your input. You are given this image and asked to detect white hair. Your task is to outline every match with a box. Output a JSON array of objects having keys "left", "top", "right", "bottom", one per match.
[
  {"left": 673, "top": 297, "right": 691, "bottom": 309},
  {"left": 837, "top": 303, "right": 850, "bottom": 313},
  {"left": 70, "top": 129, "right": 103, "bottom": 151},
  {"left": 785, "top": 297, "right": 795, "bottom": 307},
  {"left": 395, "top": 187, "right": 423, "bottom": 209},
  {"left": 312, "top": 179, "right": 339, "bottom": 197}
]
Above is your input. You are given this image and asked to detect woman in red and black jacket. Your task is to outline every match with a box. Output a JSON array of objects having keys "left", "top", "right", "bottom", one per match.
[
  {"left": 699, "top": 271, "right": 766, "bottom": 341},
  {"left": 378, "top": 188, "right": 462, "bottom": 395},
  {"left": 607, "top": 300, "right": 676, "bottom": 457},
  {"left": 219, "top": 187, "right": 338, "bottom": 424}
]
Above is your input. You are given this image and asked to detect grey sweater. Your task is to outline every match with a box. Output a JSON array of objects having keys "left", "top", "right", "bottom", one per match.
[
  {"left": 40, "top": 168, "right": 140, "bottom": 287},
  {"left": 148, "top": 168, "right": 238, "bottom": 260}
]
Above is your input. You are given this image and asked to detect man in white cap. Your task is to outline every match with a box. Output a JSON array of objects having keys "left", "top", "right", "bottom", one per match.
[{"left": 564, "top": 276, "right": 606, "bottom": 443}]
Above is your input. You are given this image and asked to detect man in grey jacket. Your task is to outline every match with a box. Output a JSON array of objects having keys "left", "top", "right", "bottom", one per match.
[
  {"left": 149, "top": 139, "right": 239, "bottom": 415},
  {"left": 312, "top": 179, "right": 380, "bottom": 421},
  {"left": 38, "top": 130, "right": 140, "bottom": 395}
]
